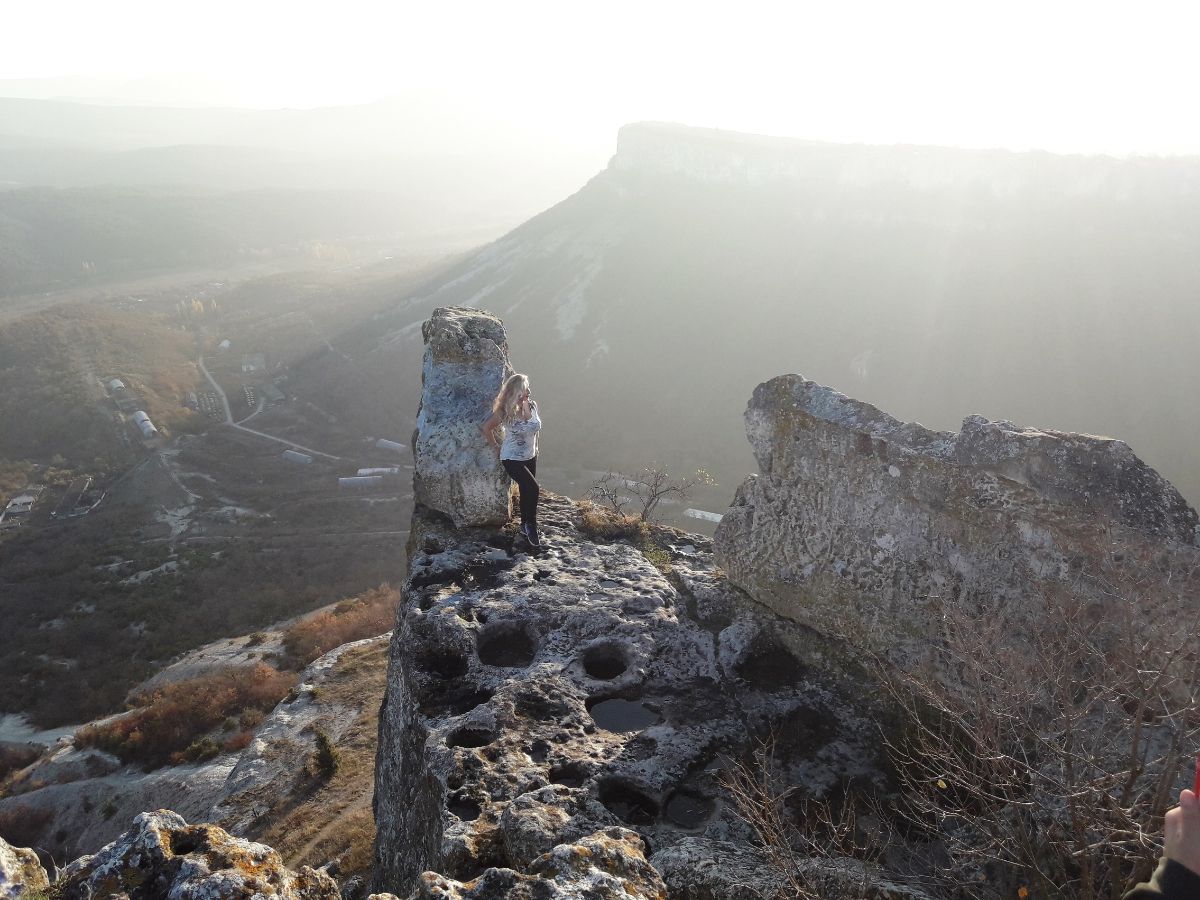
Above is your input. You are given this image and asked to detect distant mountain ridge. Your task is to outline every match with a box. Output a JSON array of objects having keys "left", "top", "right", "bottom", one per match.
[
  {"left": 374, "top": 122, "right": 1200, "bottom": 505},
  {"left": 0, "top": 96, "right": 601, "bottom": 220}
]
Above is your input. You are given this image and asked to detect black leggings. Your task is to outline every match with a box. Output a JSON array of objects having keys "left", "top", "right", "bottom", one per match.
[{"left": 502, "top": 456, "right": 539, "bottom": 525}]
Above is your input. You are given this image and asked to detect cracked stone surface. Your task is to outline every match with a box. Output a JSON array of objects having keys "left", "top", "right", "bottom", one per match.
[
  {"left": 55, "top": 809, "right": 339, "bottom": 899},
  {"left": 715, "top": 374, "right": 1200, "bottom": 674},
  {"left": 414, "top": 307, "right": 514, "bottom": 527}
]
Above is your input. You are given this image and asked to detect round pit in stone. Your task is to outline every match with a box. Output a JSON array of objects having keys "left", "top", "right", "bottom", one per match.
[
  {"left": 736, "top": 637, "right": 807, "bottom": 688},
  {"left": 476, "top": 622, "right": 537, "bottom": 668},
  {"left": 665, "top": 789, "right": 715, "bottom": 828},
  {"left": 416, "top": 650, "right": 469, "bottom": 680},
  {"left": 448, "top": 795, "right": 482, "bottom": 821},
  {"left": 587, "top": 698, "right": 662, "bottom": 733},
  {"left": 599, "top": 779, "right": 659, "bottom": 825},
  {"left": 549, "top": 761, "right": 589, "bottom": 788},
  {"left": 446, "top": 726, "right": 498, "bottom": 749},
  {"left": 549, "top": 763, "right": 592, "bottom": 787},
  {"left": 582, "top": 643, "right": 629, "bottom": 680}
]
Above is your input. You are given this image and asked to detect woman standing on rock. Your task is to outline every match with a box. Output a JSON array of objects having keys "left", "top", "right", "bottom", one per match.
[{"left": 482, "top": 373, "right": 542, "bottom": 549}]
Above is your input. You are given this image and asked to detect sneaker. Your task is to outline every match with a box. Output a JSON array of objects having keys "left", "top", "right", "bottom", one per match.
[{"left": 523, "top": 522, "right": 542, "bottom": 549}]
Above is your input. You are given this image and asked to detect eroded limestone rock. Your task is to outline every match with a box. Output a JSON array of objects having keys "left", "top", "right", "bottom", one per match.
[
  {"left": 372, "top": 496, "right": 891, "bottom": 897},
  {"left": 715, "top": 375, "right": 1200, "bottom": 673},
  {"left": 0, "top": 835, "right": 48, "bottom": 900},
  {"left": 414, "top": 307, "right": 513, "bottom": 527},
  {"left": 56, "top": 809, "right": 339, "bottom": 899}
]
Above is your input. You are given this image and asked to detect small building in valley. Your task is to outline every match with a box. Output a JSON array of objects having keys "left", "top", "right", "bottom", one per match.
[{"left": 339, "top": 475, "right": 384, "bottom": 489}]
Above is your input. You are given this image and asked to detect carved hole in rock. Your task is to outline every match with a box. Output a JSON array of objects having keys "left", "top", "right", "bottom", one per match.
[
  {"left": 446, "top": 726, "right": 498, "bottom": 749},
  {"left": 448, "top": 794, "right": 482, "bottom": 822},
  {"left": 736, "top": 637, "right": 807, "bottom": 689},
  {"left": 410, "top": 567, "right": 460, "bottom": 590},
  {"left": 587, "top": 698, "right": 662, "bottom": 733},
  {"left": 476, "top": 622, "right": 537, "bottom": 668},
  {"left": 529, "top": 739, "right": 551, "bottom": 763},
  {"left": 448, "top": 842, "right": 508, "bottom": 883},
  {"left": 169, "top": 828, "right": 205, "bottom": 856},
  {"left": 771, "top": 703, "right": 839, "bottom": 759},
  {"left": 665, "top": 789, "right": 716, "bottom": 828},
  {"left": 582, "top": 643, "right": 629, "bottom": 680},
  {"left": 549, "top": 761, "right": 589, "bottom": 788},
  {"left": 599, "top": 779, "right": 659, "bottom": 825},
  {"left": 415, "top": 650, "right": 469, "bottom": 680},
  {"left": 426, "top": 688, "right": 494, "bottom": 717},
  {"left": 460, "top": 560, "right": 507, "bottom": 591}
]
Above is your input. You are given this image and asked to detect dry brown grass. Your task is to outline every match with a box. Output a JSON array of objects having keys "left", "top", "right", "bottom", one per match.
[
  {"left": 575, "top": 500, "right": 650, "bottom": 543},
  {"left": 280, "top": 585, "right": 398, "bottom": 669},
  {"left": 74, "top": 662, "right": 296, "bottom": 769}
]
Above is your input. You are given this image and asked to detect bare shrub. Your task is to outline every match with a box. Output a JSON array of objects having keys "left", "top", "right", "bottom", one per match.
[
  {"left": 882, "top": 579, "right": 1200, "bottom": 900},
  {"left": 0, "top": 743, "right": 41, "bottom": 781},
  {"left": 722, "top": 738, "right": 894, "bottom": 900},
  {"left": 312, "top": 728, "right": 340, "bottom": 780},
  {"left": 587, "top": 466, "right": 714, "bottom": 522},
  {"left": 280, "top": 584, "right": 398, "bottom": 668},
  {"left": 0, "top": 803, "right": 52, "bottom": 849},
  {"left": 74, "top": 662, "right": 296, "bottom": 769},
  {"left": 222, "top": 730, "right": 254, "bottom": 754}
]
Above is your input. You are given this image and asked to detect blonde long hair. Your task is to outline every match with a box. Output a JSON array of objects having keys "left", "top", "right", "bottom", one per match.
[{"left": 492, "top": 373, "right": 530, "bottom": 424}]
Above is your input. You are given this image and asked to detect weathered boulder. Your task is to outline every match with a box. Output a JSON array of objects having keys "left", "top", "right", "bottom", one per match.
[
  {"left": 714, "top": 375, "right": 1200, "bottom": 673},
  {"left": 414, "top": 307, "right": 513, "bottom": 527},
  {"left": 0, "top": 835, "right": 48, "bottom": 900},
  {"left": 372, "top": 495, "right": 891, "bottom": 896},
  {"left": 55, "top": 809, "right": 339, "bottom": 899}
]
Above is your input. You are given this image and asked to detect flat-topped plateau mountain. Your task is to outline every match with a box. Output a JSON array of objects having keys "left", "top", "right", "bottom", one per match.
[{"left": 368, "top": 122, "right": 1200, "bottom": 506}]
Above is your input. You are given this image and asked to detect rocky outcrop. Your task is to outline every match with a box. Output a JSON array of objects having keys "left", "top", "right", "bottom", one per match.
[
  {"left": 55, "top": 810, "right": 338, "bottom": 899},
  {"left": 414, "top": 307, "right": 513, "bottom": 527},
  {"left": 373, "top": 311, "right": 936, "bottom": 899},
  {"left": 0, "top": 835, "right": 48, "bottom": 899},
  {"left": 0, "top": 633, "right": 388, "bottom": 869},
  {"left": 212, "top": 634, "right": 389, "bottom": 834},
  {"left": 715, "top": 374, "right": 1200, "bottom": 672}
]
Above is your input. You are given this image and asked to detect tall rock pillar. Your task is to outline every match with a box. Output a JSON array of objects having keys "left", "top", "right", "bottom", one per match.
[{"left": 413, "top": 307, "right": 513, "bottom": 527}]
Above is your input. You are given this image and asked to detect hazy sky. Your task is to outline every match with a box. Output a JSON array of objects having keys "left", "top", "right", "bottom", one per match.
[{"left": 5, "top": 0, "right": 1200, "bottom": 156}]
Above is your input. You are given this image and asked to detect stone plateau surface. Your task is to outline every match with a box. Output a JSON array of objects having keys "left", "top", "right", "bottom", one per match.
[
  {"left": 414, "top": 307, "right": 514, "bottom": 527},
  {"left": 715, "top": 375, "right": 1200, "bottom": 673},
  {"left": 371, "top": 495, "right": 905, "bottom": 898}
]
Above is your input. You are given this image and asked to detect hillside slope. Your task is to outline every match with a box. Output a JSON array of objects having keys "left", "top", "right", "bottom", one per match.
[{"left": 376, "top": 122, "right": 1200, "bottom": 504}]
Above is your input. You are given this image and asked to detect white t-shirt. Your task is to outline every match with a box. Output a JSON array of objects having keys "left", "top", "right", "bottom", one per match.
[{"left": 500, "top": 400, "right": 541, "bottom": 461}]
